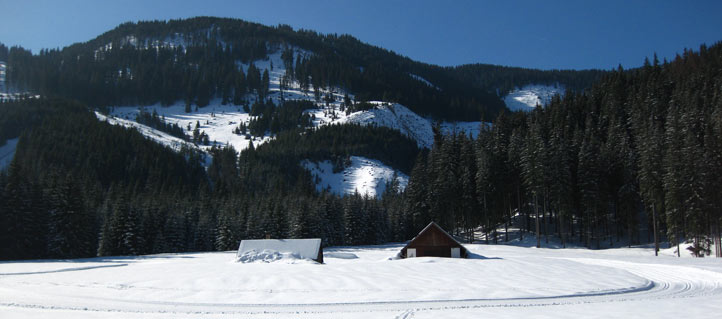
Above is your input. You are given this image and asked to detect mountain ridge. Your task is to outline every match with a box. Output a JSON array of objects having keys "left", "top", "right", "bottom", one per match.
[{"left": 1, "top": 16, "right": 604, "bottom": 122}]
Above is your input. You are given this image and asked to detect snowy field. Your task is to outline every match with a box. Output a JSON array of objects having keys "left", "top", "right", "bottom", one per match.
[{"left": 1, "top": 242, "right": 721, "bottom": 318}]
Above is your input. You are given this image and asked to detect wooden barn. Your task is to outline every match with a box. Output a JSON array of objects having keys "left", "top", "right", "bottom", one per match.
[
  {"left": 237, "top": 238, "right": 324, "bottom": 263},
  {"left": 400, "top": 222, "right": 468, "bottom": 258}
]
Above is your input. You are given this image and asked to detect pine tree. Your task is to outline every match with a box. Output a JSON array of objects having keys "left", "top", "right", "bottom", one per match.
[
  {"left": 0, "top": 159, "right": 47, "bottom": 260},
  {"left": 663, "top": 104, "right": 685, "bottom": 256},
  {"left": 522, "top": 117, "right": 546, "bottom": 247},
  {"left": 47, "top": 175, "right": 96, "bottom": 258}
]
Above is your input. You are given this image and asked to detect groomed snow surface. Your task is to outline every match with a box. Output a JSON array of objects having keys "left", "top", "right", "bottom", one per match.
[
  {"left": 503, "top": 84, "right": 564, "bottom": 112},
  {"left": 302, "top": 156, "right": 409, "bottom": 197},
  {"left": 1, "top": 239, "right": 721, "bottom": 319}
]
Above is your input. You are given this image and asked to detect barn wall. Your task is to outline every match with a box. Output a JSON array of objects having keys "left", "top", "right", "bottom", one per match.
[{"left": 401, "top": 225, "right": 467, "bottom": 258}]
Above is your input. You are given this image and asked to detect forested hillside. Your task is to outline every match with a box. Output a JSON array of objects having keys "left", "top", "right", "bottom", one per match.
[
  {"left": 0, "top": 98, "right": 420, "bottom": 259},
  {"left": 403, "top": 44, "right": 722, "bottom": 256},
  {"left": 1, "top": 18, "right": 719, "bottom": 261},
  {"left": 0, "top": 17, "right": 601, "bottom": 121}
]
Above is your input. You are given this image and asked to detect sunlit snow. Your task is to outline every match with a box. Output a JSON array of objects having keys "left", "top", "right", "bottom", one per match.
[
  {"left": 1, "top": 239, "right": 721, "bottom": 319},
  {"left": 503, "top": 84, "right": 564, "bottom": 111},
  {"left": 302, "top": 156, "right": 408, "bottom": 197}
]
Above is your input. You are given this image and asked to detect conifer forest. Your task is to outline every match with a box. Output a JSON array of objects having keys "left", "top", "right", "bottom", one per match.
[{"left": 1, "top": 18, "right": 721, "bottom": 260}]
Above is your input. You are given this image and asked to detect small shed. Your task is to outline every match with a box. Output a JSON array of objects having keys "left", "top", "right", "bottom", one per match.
[
  {"left": 400, "top": 222, "right": 468, "bottom": 258},
  {"left": 237, "top": 238, "right": 323, "bottom": 263}
]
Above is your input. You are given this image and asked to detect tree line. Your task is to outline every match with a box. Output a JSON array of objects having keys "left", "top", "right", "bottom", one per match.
[
  {"left": 2, "top": 26, "right": 719, "bottom": 261},
  {"left": 398, "top": 43, "right": 722, "bottom": 256},
  {"left": 0, "top": 98, "right": 419, "bottom": 260}
]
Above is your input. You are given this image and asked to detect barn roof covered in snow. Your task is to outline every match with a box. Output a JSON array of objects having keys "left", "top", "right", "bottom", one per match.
[{"left": 237, "top": 238, "right": 323, "bottom": 263}]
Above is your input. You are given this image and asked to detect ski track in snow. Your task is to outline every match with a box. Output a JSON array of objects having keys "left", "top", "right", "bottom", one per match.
[{"left": 1, "top": 245, "right": 721, "bottom": 318}]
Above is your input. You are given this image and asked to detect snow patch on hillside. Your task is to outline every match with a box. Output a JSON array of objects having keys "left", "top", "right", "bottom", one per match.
[
  {"left": 103, "top": 101, "right": 272, "bottom": 155},
  {"left": 0, "top": 92, "right": 41, "bottom": 102},
  {"left": 98, "top": 47, "right": 484, "bottom": 170},
  {"left": 307, "top": 102, "right": 482, "bottom": 149},
  {"left": 504, "top": 84, "right": 564, "bottom": 112},
  {"left": 0, "top": 138, "right": 19, "bottom": 170},
  {"left": 409, "top": 73, "right": 440, "bottom": 90},
  {"left": 302, "top": 156, "right": 408, "bottom": 197},
  {"left": 95, "top": 34, "right": 193, "bottom": 60}
]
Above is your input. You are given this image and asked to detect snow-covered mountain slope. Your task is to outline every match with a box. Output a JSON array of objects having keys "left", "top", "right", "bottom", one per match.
[
  {"left": 101, "top": 101, "right": 272, "bottom": 154},
  {"left": 301, "top": 156, "right": 408, "bottom": 197},
  {"left": 100, "top": 47, "right": 483, "bottom": 152},
  {"left": 99, "top": 47, "right": 327, "bottom": 155},
  {"left": 94, "top": 34, "right": 194, "bottom": 61},
  {"left": 307, "top": 101, "right": 482, "bottom": 149},
  {"left": 2, "top": 243, "right": 722, "bottom": 319},
  {"left": 503, "top": 84, "right": 564, "bottom": 111},
  {"left": 0, "top": 138, "right": 19, "bottom": 170}
]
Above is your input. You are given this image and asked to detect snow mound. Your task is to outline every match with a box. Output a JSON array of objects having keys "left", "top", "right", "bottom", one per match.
[
  {"left": 236, "top": 249, "right": 307, "bottom": 263},
  {"left": 503, "top": 84, "right": 564, "bottom": 112},
  {"left": 302, "top": 156, "right": 408, "bottom": 198}
]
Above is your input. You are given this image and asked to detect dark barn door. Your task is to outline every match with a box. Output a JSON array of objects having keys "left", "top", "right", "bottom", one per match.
[{"left": 418, "top": 245, "right": 450, "bottom": 257}]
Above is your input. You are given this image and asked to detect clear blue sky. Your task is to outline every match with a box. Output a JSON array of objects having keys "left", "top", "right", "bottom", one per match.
[{"left": 1, "top": 0, "right": 721, "bottom": 70}]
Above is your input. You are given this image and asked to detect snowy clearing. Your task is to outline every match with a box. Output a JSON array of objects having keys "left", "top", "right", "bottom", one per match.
[
  {"left": 302, "top": 156, "right": 409, "bottom": 197},
  {"left": 503, "top": 84, "right": 564, "bottom": 112},
  {"left": 101, "top": 102, "right": 272, "bottom": 155},
  {"left": 1, "top": 242, "right": 721, "bottom": 318}
]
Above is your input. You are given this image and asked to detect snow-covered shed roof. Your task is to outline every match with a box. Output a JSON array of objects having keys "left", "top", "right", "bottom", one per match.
[{"left": 237, "top": 239, "right": 323, "bottom": 263}]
